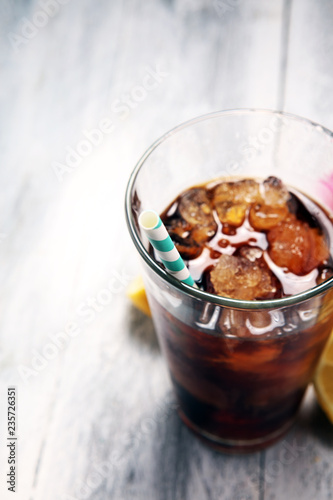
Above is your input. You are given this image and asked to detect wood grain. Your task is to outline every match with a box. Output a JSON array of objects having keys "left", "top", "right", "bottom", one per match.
[{"left": 0, "top": 1, "right": 332, "bottom": 499}]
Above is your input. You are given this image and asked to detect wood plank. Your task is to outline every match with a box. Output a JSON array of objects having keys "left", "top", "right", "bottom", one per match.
[
  {"left": 264, "top": 2, "right": 333, "bottom": 497},
  {"left": 263, "top": 388, "right": 333, "bottom": 500},
  {"left": 283, "top": 0, "right": 333, "bottom": 129},
  {"left": 3, "top": 0, "right": 333, "bottom": 499},
  {"left": 25, "top": 0, "right": 284, "bottom": 497}
]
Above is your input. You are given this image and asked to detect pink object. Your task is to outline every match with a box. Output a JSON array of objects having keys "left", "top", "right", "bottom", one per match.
[{"left": 320, "top": 173, "right": 333, "bottom": 210}]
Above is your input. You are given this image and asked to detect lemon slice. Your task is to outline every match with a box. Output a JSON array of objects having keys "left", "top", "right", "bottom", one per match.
[
  {"left": 126, "top": 275, "right": 151, "bottom": 316},
  {"left": 314, "top": 330, "right": 333, "bottom": 423}
]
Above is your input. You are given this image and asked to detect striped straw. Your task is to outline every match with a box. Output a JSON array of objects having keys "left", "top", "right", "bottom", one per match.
[{"left": 139, "top": 210, "right": 196, "bottom": 287}]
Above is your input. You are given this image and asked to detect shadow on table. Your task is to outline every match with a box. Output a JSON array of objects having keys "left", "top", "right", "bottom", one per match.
[
  {"left": 115, "top": 388, "right": 331, "bottom": 499},
  {"left": 147, "top": 401, "right": 260, "bottom": 500},
  {"left": 296, "top": 386, "right": 333, "bottom": 447},
  {"left": 127, "top": 304, "right": 160, "bottom": 352}
]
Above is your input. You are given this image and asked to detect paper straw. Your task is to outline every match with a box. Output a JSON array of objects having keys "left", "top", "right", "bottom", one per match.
[{"left": 139, "top": 210, "right": 196, "bottom": 287}]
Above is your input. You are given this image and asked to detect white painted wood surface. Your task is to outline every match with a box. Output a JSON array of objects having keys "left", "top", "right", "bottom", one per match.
[{"left": 0, "top": 1, "right": 332, "bottom": 499}]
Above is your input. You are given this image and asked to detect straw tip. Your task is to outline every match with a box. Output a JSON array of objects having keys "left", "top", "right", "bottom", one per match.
[{"left": 139, "top": 210, "right": 160, "bottom": 230}]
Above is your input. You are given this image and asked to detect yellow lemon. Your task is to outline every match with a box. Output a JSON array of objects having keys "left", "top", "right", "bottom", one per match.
[
  {"left": 126, "top": 275, "right": 151, "bottom": 316},
  {"left": 314, "top": 330, "right": 333, "bottom": 424}
]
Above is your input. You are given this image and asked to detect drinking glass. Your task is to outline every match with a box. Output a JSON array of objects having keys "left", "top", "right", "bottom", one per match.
[{"left": 125, "top": 110, "right": 333, "bottom": 452}]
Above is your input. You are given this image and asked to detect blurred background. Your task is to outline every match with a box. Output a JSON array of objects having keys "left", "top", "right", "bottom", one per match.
[{"left": 0, "top": 1, "right": 333, "bottom": 499}]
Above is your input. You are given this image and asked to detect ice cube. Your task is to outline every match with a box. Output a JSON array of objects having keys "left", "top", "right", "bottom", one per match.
[
  {"left": 166, "top": 219, "right": 203, "bottom": 259},
  {"left": 267, "top": 214, "right": 330, "bottom": 275},
  {"left": 249, "top": 204, "right": 289, "bottom": 230},
  {"left": 210, "top": 254, "right": 277, "bottom": 300},
  {"left": 214, "top": 179, "right": 260, "bottom": 204},
  {"left": 215, "top": 202, "right": 247, "bottom": 227},
  {"left": 178, "top": 188, "right": 217, "bottom": 242},
  {"left": 247, "top": 177, "right": 290, "bottom": 230},
  {"left": 262, "top": 176, "right": 290, "bottom": 206},
  {"left": 213, "top": 179, "right": 260, "bottom": 227}
]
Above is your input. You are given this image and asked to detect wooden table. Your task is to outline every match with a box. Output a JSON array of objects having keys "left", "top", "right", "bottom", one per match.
[{"left": 0, "top": 1, "right": 332, "bottom": 498}]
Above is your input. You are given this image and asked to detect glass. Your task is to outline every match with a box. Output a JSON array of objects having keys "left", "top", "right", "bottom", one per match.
[{"left": 125, "top": 110, "right": 333, "bottom": 452}]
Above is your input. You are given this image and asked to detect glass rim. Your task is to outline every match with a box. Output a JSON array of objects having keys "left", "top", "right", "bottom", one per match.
[{"left": 125, "top": 108, "right": 333, "bottom": 310}]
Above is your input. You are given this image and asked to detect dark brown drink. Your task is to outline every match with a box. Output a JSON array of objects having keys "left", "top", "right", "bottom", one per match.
[{"left": 148, "top": 177, "right": 333, "bottom": 451}]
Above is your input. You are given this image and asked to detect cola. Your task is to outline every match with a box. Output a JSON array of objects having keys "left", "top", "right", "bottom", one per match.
[
  {"left": 148, "top": 177, "right": 333, "bottom": 451},
  {"left": 160, "top": 176, "right": 333, "bottom": 297}
]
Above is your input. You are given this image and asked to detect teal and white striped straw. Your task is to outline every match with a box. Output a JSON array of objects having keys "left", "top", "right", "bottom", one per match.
[{"left": 139, "top": 210, "right": 196, "bottom": 287}]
